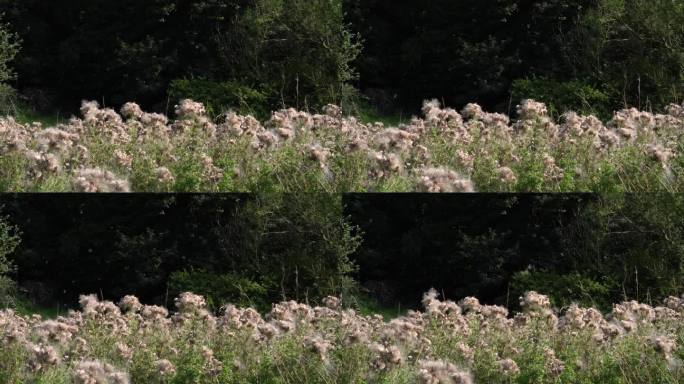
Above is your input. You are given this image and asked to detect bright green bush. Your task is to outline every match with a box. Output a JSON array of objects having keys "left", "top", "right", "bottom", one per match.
[
  {"left": 559, "top": 193, "right": 684, "bottom": 304},
  {"left": 510, "top": 269, "right": 615, "bottom": 311},
  {"left": 572, "top": 0, "right": 684, "bottom": 111},
  {"left": 0, "top": 209, "right": 20, "bottom": 308},
  {"left": 0, "top": 13, "right": 20, "bottom": 115},
  {"left": 511, "top": 78, "right": 612, "bottom": 120},
  {"left": 169, "top": 269, "right": 270, "bottom": 312},
  {"left": 168, "top": 78, "right": 269, "bottom": 118}
]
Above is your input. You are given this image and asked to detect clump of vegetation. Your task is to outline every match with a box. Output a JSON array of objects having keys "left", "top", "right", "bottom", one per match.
[
  {"left": 1, "top": 289, "right": 682, "bottom": 383},
  {"left": 1, "top": 97, "right": 684, "bottom": 192},
  {"left": 0, "top": 13, "right": 20, "bottom": 116},
  {"left": 510, "top": 78, "right": 612, "bottom": 120},
  {"left": 0, "top": 210, "right": 20, "bottom": 308}
]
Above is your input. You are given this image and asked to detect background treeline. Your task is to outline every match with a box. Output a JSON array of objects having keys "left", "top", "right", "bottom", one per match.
[
  {"left": 0, "top": 194, "right": 360, "bottom": 312},
  {"left": 0, "top": 0, "right": 360, "bottom": 118},
  {"left": 1, "top": 0, "right": 684, "bottom": 121},
  {"left": 347, "top": 193, "right": 684, "bottom": 311},
  {"left": 1, "top": 193, "right": 684, "bottom": 314}
]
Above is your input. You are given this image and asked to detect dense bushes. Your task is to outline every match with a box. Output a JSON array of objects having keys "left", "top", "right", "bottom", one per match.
[
  {"left": 221, "top": 0, "right": 362, "bottom": 112},
  {"left": 507, "top": 193, "right": 684, "bottom": 312},
  {"left": 510, "top": 78, "right": 612, "bottom": 120},
  {"left": 2, "top": 193, "right": 684, "bottom": 316},
  {"left": 166, "top": 193, "right": 361, "bottom": 312},
  {"left": 0, "top": 210, "right": 20, "bottom": 308},
  {"left": 3, "top": 97, "right": 684, "bottom": 193},
  {"left": 346, "top": 0, "right": 684, "bottom": 117},
  {"left": 168, "top": 0, "right": 362, "bottom": 116},
  {"left": 571, "top": 0, "right": 684, "bottom": 112},
  {"left": 3, "top": 1, "right": 684, "bottom": 120},
  {"left": 0, "top": 14, "right": 20, "bottom": 115},
  {"left": 0, "top": 194, "right": 360, "bottom": 311},
  {"left": 557, "top": 194, "right": 684, "bottom": 303},
  {"left": 508, "top": 0, "right": 684, "bottom": 117},
  {"left": 5, "top": 193, "right": 666, "bottom": 315},
  {"left": 346, "top": 194, "right": 591, "bottom": 308},
  {"left": 347, "top": 193, "right": 684, "bottom": 313},
  {"left": 2, "top": 290, "right": 683, "bottom": 383},
  {"left": 0, "top": 0, "right": 360, "bottom": 115},
  {"left": 346, "top": 0, "right": 594, "bottom": 113}
]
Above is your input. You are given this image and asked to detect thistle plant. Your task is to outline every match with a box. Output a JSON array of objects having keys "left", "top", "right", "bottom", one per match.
[
  {"left": 2, "top": 98, "right": 684, "bottom": 192},
  {"left": 1, "top": 289, "right": 682, "bottom": 383}
]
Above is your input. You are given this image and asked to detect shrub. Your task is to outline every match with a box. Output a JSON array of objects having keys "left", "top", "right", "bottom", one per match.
[
  {"left": 0, "top": 13, "right": 20, "bottom": 115},
  {"left": 0, "top": 209, "right": 20, "bottom": 308},
  {"left": 511, "top": 78, "right": 612, "bottom": 120},
  {"left": 168, "top": 78, "right": 269, "bottom": 119},
  {"left": 2, "top": 97, "right": 684, "bottom": 193},
  {"left": 1, "top": 290, "right": 682, "bottom": 383},
  {"left": 2, "top": 0, "right": 361, "bottom": 114},
  {"left": 510, "top": 269, "right": 615, "bottom": 311},
  {"left": 559, "top": 193, "right": 684, "bottom": 304},
  {"left": 231, "top": 193, "right": 363, "bottom": 304},
  {"left": 572, "top": 0, "right": 684, "bottom": 111},
  {"left": 169, "top": 269, "right": 270, "bottom": 312}
]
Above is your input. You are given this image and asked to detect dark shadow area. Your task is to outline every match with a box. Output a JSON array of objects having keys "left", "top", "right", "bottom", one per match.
[
  {"left": 2, "top": 193, "right": 683, "bottom": 314},
  {"left": 344, "top": 194, "right": 595, "bottom": 308}
]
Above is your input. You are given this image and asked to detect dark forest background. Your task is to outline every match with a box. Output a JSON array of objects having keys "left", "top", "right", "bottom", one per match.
[
  {"left": 1, "top": 193, "right": 684, "bottom": 315},
  {"left": 1, "top": 0, "right": 684, "bottom": 121}
]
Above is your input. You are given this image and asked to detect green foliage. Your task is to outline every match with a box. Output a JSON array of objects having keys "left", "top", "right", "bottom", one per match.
[
  {"left": 0, "top": 13, "right": 20, "bottom": 115},
  {"left": 12, "top": 100, "right": 62, "bottom": 125},
  {"left": 572, "top": 0, "right": 684, "bottom": 111},
  {"left": 347, "top": 192, "right": 684, "bottom": 310},
  {"left": 351, "top": 292, "right": 403, "bottom": 320},
  {"left": 511, "top": 78, "right": 612, "bottom": 119},
  {"left": 7, "top": 0, "right": 684, "bottom": 120},
  {"left": 346, "top": 195, "right": 557, "bottom": 307},
  {"left": 2, "top": 0, "right": 361, "bottom": 113},
  {"left": 346, "top": 0, "right": 593, "bottom": 112},
  {"left": 0, "top": 208, "right": 20, "bottom": 308},
  {"left": 0, "top": 15, "right": 19, "bottom": 84},
  {"left": 3, "top": 194, "right": 361, "bottom": 310},
  {"left": 223, "top": 0, "right": 362, "bottom": 111},
  {"left": 558, "top": 193, "right": 684, "bottom": 305},
  {"left": 510, "top": 269, "right": 615, "bottom": 311},
  {"left": 352, "top": 98, "right": 405, "bottom": 126},
  {"left": 232, "top": 193, "right": 362, "bottom": 303},
  {"left": 168, "top": 78, "right": 268, "bottom": 118},
  {"left": 169, "top": 269, "right": 270, "bottom": 312},
  {"left": 13, "top": 295, "right": 60, "bottom": 318}
]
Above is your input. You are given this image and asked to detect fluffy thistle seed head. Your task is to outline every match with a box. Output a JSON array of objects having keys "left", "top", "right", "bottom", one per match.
[
  {"left": 516, "top": 99, "right": 548, "bottom": 119},
  {"left": 496, "top": 166, "right": 517, "bottom": 184},
  {"left": 498, "top": 358, "right": 520, "bottom": 376},
  {"left": 118, "top": 295, "right": 142, "bottom": 313},
  {"left": 417, "top": 168, "right": 475, "bottom": 193},
  {"left": 520, "top": 291, "right": 551, "bottom": 312},
  {"left": 120, "top": 102, "right": 144, "bottom": 120},
  {"left": 322, "top": 296, "right": 341, "bottom": 310},
  {"left": 417, "top": 359, "right": 473, "bottom": 384},
  {"left": 155, "top": 359, "right": 176, "bottom": 377},
  {"left": 175, "top": 292, "right": 207, "bottom": 314},
  {"left": 73, "top": 168, "right": 130, "bottom": 193},
  {"left": 174, "top": 99, "right": 206, "bottom": 118},
  {"left": 73, "top": 360, "right": 129, "bottom": 384}
]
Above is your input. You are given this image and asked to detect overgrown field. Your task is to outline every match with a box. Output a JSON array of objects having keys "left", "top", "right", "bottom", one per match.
[
  {"left": 2, "top": 99, "right": 684, "bottom": 192},
  {"left": 1, "top": 290, "right": 682, "bottom": 383}
]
